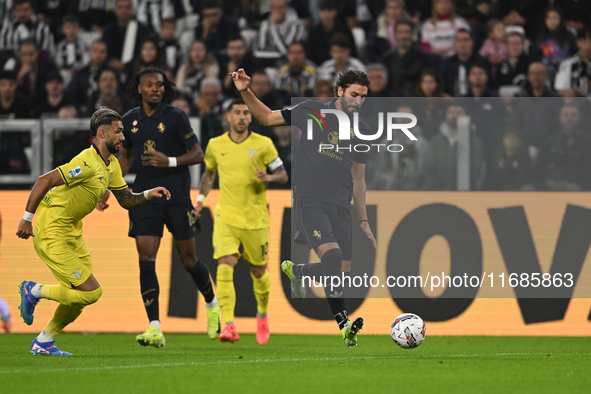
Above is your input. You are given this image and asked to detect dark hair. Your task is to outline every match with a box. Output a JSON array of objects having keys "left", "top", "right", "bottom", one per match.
[
  {"left": 319, "top": 0, "right": 337, "bottom": 11},
  {"left": 201, "top": 0, "right": 221, "bottom": 10},
  {"left": 455, "top": 28, "right": 472, "bottom": 40},
  {"left": 251, "top": 69, "right": 269, "bottom": 78},
  {"left": 289, "top": 41, "right": 306, "bottom": 52},
  {"left": 63, "top": 14, "right": 79, "bottom": 25},
  {"left": 507, "top": 31, "right": 525, "bottom": 42},
  {"left": 395, "top": 19, "right": 414, "bottom": 32},
  {"left": 334, "top": 69, "right": 370, "bottom": 96},
  {"left": 126, "top": 67, "right": 176, "bottom": 103},
  {"left": 15, "top": 0, "right": 33, "bottom": 6},
  {"left": 313, "top": 79, "right": 333, "bottom": 96},
  {"left": 486, "top": 19, "right": 503, "bottom": 34},
  {"left": 415, "top": 68, "right": 444, "bottom": 97},
  {"left": 19, "top": 37, "right": 37, "bottom": 49},
  {"left": 540, "top": 6, "right": 569, "bottom": 48},
  {"left": 468, "top": 61, "right": 489, "bottom": 76},
  {"left": 228, "top": 98, "right": 247, "bottom": 111},
  {"left": 576, "top": 27, "right": 591, "bottom": 41},
  {"left": 133, "top": 35, "right": 165, "bottom": 73},
  {"left": 0, "top": 70, "right": 17, "bottom": 81},
  {"left": 227, "top": 34, "right": 244, "bottom": 44},
  {"left": 90, "top": 106, "right": 122, "bottom": 137},
  {"left": 161, "top": 18, "right": 176, "bottom": 26},
  {"left": 329, "top": 33, "right": 352, "bottom": 50}
]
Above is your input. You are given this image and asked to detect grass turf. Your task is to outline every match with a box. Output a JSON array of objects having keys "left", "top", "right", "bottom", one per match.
[{"left": 0, "top": 334, "right": 590, "bottom": 393}]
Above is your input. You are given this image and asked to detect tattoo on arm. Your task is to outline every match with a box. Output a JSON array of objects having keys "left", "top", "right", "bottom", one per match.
[{"left": 112, "top": 188, "right": 148, "bottom": 210}]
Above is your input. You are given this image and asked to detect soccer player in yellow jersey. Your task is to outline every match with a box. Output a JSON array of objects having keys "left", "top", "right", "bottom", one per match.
[
  {"left": 195, "top": 99, "right": 288, "bottom": 344},
  {"left": 15, "top": 107, "right": 171, "bottom": 356}
]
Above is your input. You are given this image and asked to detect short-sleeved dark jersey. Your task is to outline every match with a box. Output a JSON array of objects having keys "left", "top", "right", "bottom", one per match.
[
  {"left": 281, "top": 98, "right": 369, "bottom": 208},
  {"left": 122, "top": 103, "right": 199, "bottom": 205}
]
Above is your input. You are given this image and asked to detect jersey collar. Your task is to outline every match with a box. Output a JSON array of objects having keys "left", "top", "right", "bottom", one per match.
[
  {"left": 227, "top": 130, "right": 251, "bottom": 144},
  {"left": 92, "top": 143, "right": 110, "bottom": 167},
  {"left": 139, "top": 102, "right": 166, "bottom": 120}
]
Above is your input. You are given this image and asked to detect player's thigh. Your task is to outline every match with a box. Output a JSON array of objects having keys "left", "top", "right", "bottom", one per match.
[
  {"left": 33, "top": 235, "right": 92, "bottom": 288},
  {"left": 128, "top": 203, "right": 165, "bottom": 238},
  {"left": 164, "top": 203, "right": 201, "bottom": 241},
  {"left": 213, "top": 221, "right": 241, "bottom": 260},
  {"left": 293, "top": 197, "right": 337, "bottom": 251},
  {"left": 332, "top": 206, "right": 353, "bottom": 262},
  {"left": 240, "top": 227, "right": 269, "bottom": 267}
]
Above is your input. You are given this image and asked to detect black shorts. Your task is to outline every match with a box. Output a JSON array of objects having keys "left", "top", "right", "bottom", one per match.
[
  {"left": 128, "top": 202, "right": 201, "bottom": 241},
  {"left": 293, "top": 196, "right": 352, "bottom": 260}
]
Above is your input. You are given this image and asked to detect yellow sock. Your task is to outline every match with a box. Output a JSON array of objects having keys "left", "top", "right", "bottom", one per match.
[
  {"left": 252, "top": 270, "right": 270, "bottom": 315},
  {"left": 40, "top": 285, "right": 103, "bottom": 306},
  {"left": 44, "top": 304, "right": 85, "bottom": 337},
  {"left": 216, "top": 264, "right": 235, "bottom": 324}
]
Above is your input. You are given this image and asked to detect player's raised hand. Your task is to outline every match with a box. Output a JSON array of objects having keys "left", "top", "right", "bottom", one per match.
[
  {"left": 143, "top": 148, "right": 169, "bottom": 167},
  {"left": 360, "top": 221, "right": 378, "bottom": 252},
  {"left": 231, "top": 68, "right": 250, "bottom": 92},
  {"left": 16, "top": 219, "right": 35, "bottom": 240},
  {"left": 255, "top": 168, "right": 272, "bottom": 183},
  {"left": 148, "top": 187, "right": 171, "bottom": 200}
]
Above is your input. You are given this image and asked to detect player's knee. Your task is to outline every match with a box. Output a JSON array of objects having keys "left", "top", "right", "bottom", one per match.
[
  {"left": 321, "top": 248, "right": 343, "bottom": 271},
  {"left": 250, "top": 266, "right": 266, "bottom": 278},
  {"left": 181, "top": 257, "right": 198, "bottom": 271},
  {"left": 79, "top": 286, "right": 103, "bottom": 305}
]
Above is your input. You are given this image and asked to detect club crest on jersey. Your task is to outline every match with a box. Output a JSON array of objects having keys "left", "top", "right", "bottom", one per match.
[
  {"left": 248, "top": 148, "right": 256, "bottom": 157},
  {"left": 144, "top": 140, "right": 156, "bottom": 152},
  {"left": 158, "top": 123, "right": 166, "bottom": 133},
  {"left": 110, "top": 172, "right": 114, "bottom": 181},
  {"left": 68, "top": 166, "right": 82, "bottom": 178}
]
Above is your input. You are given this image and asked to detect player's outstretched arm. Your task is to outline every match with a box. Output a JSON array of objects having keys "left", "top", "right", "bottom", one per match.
[
  {"left": 351, "top": 162, "right": 377, "bottom": 252},
  {"left": 195, "top": 167, "right": 216, "bottom": 216},
  {"left": 16, "top": 169, "right": 65, "bottom": 239},
  {"left": 231, "top": 68, "right": 286, "bottom": 127},
  {"left": 112, "top": 187, "right": 171, "bottom": 210}
]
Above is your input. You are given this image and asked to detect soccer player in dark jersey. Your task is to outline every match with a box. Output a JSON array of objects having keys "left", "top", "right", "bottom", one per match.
[
  {"left": 231, "top": 68, "right": 377, "bottom": 347},
  {"left": 99, "top": 68, "right": 220, "bottom": 347}
]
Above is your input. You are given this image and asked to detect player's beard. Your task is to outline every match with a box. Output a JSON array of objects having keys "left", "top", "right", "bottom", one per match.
[
  {"left": 338, "top": 97, "right": 360, "bottom": 118},
  {"left": 105, "top": 138, "right": 120, "bottom": 154}
]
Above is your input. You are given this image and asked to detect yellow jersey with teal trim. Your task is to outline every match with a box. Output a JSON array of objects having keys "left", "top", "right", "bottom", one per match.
[
  {"left": 36, "top": 145, "right": 128, "bottom": 237},
  {"left": 204, "top": 132, "right": 282, "bottom": 229}
]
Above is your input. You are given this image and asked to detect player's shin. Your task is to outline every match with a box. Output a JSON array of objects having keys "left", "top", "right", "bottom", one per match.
[
  {"left": 321, "top": 249, "right": 348, "bottom": 330},
  {"left": 139, "top": 261, "right": 160, "bottom": 322},
  {"left": 186, "top": 259, "right": 215, "bottom": 303},
  {"left": 42, "top": 304, "right": 85, "bottom": 340},
  {"left": 251, "top": 270, "right": 270, "bottom": 316},
  {"left": 216, "top": 264, "right": 236, "bottom": 324}
]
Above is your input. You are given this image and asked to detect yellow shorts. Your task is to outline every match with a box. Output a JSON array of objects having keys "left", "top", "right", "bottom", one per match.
[
  {"left": 33, "top": 228, "right": 93, "bottom": 288},
  {"left": 213, "top": 221, "right": 269, "bottom": 266}
]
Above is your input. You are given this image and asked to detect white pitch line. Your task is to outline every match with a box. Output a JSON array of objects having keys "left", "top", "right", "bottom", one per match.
[{"left": 0, "top": 353, "right": 546, "bottom": 375}]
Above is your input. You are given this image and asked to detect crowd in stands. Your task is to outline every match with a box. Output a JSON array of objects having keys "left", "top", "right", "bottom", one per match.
[{"left": 1, "top": 0, "right": 590, "bottom": 192}]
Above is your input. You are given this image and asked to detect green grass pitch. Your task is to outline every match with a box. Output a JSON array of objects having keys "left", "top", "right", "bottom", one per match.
[{"left": 1, "top": 334, "right": 590, "bottom": 393}]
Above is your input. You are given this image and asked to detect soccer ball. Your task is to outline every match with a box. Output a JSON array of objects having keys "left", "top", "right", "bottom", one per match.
[{"left": 390, "top": 313, "right": 426, "bottom": 349}]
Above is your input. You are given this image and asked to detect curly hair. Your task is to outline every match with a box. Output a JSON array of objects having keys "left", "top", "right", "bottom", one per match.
[
  {"left": 126, "top": 67, "right": 176, "bottom": 103},
  {"left": 90, "top": 106, "right": 122, "bottom": 137},
  {"left": 334, "top": 69, "right": 370, "bottom": 97}
]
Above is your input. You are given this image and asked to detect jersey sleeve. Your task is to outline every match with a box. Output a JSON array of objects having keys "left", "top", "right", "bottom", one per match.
[
  {"left": 108, "top": 159, "right": 128, "bottom": 191},
  {"left": 57, "top": 154, "right": 96, "bottom": 187},
  {"left": 176, "top": 111, "right": 199, "bottom": 149},
  {"left": 263, "top": 139, "right": 283, "bottom": 171},
  {"left": 203, "top": 141, "right": 217, "bottom": 170},
  {"left": 280, "top": 100, "right": 313, "bottom": 129},
  {"left": 122, "top": 117, "right": 133, "bottom": 149}
]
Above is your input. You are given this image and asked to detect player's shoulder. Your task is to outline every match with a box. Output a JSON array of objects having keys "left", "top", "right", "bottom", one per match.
[
  {"left": 163, "top": 103, "right": 188, "bottom": 118},
  {"left": 122, "top": 106, "right": 140, "bottom": 121},
  {"left": 290, "top": 98, "right": 329, "bottom": 111},
  {"left": 249, "top": 132, "right": 274, "bottom": 145},
  {"left": 206, "top": 132, "right": 229, "bottom": 149}
]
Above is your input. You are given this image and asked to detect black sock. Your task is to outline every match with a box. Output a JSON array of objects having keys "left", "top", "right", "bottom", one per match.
[
  {"left": 296, "top": 262, "right": 323, "bottom": 279},
  {"left": 321, "top": 249, "right": 348, "bottom": 330},
  {"left": 139, "top": 260, "right": 159, "bottom": 322},
  {"left": 187, "top": 259, "right": 215, "bottom": 303}
]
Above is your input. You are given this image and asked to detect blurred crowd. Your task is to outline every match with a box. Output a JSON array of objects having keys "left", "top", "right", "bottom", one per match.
[{"left": 0, "top": 0, "right": 590, "bottom": 191}]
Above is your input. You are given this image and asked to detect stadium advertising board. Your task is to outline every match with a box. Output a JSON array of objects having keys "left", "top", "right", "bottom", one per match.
[{"left": 1, "top": 190, "right": 590, "bottom": 336}]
